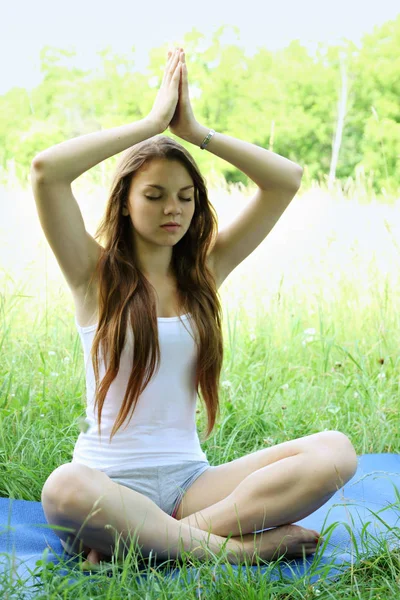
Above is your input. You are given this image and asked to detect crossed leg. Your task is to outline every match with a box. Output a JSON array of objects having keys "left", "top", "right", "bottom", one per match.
[
  {"left": 178, "top": 431, "right": 358, "bottom": 537},
  {"left": 181, "top": 453, "right": 346, "bottom": 538},
  {"left": 41, "top": 464, "right": 246, "bottom": 565},
  {"left": 41, "top": 432, "right": 357, "bottom": 566}
]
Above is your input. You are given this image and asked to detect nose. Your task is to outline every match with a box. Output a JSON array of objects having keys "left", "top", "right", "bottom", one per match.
[{"left": 164, "top": 197, "right": 183, "bottom": 215}]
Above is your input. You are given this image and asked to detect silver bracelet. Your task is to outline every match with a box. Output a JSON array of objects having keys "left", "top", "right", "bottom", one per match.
[{"left": 200, "top": 129, "right": 216, "bottom": 150}]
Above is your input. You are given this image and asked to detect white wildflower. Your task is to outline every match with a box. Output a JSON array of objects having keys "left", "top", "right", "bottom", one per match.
[
  {"left": 48, "top": 351, "right": 56, "bottom": 356},
  {"left": 304, "top": 328, "right": 316, "bottom": 336},
  {"left": 50, "top": 372, "right": 59, "bottom": 377},
  {"left": 281, "top": 383, "right": 289, "bottom": 390},
  {"left": 63, "top": 357, "right": 71, "bottom": 364},
  {"left": 353, "top": 392, "right": 359, "bottom": 398},
  {"left": 377, "top": 373, "right": 386, "bottom": 380},
  {"left": 221, "top": 380, "right": 232, "bottom": 389}
]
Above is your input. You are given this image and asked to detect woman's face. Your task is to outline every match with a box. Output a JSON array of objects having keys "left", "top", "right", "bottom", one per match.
[{"left": 123, "top": 158, "right": 196, "bottom": 244}]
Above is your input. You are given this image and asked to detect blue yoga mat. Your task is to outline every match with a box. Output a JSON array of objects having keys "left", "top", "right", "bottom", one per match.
[{"left": 1, "top": 454, "right": 399, "bottom": 597}]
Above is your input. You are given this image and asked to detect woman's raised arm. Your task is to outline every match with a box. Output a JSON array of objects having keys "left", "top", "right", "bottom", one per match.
[
  {"left": 31, "top": 47, "right": 184, "bottom": 184},
  {"left": 31, "top": 118, "right": 161, "bottom": 184}
]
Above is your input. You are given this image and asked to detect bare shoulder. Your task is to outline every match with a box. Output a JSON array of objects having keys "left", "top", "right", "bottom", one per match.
[{"left": 72, "top": 244, "right": 222, "bottom": 329}]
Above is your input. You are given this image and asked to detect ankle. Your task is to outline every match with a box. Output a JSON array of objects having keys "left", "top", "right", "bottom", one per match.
[{"left": 223, "top": 536, "right": 248, "bottom": 564}]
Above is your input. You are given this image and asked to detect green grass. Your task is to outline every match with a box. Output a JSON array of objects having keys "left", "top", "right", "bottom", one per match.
[{"left": 1, "top": 178, "right": 400, "bottom": 598}]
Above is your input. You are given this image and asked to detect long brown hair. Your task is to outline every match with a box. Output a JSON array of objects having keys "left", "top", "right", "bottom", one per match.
[{"left": 86, "top": 135, "right": 224, "bottom": 444}]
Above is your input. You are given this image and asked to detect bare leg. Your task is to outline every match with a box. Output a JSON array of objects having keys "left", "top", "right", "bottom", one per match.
[
  {"left": 59, "top": 521, "right": 320, "bottom": 567},
  {"left": 42, "top": 459, "right": 327, "bottom": 567},
  {"left": 43, "top": 475, "right": 245, "bottom": 565},
  {"left": 180, "top": 450, "right": 355, "bottom": 537},
  {"left": 75, "top": 526, "right": 321, "bottom": 568}
]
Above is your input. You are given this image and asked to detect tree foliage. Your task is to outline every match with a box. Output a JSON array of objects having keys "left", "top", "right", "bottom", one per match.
[{"left": 1, "top": 20, "right": 399, "bottom": 198}]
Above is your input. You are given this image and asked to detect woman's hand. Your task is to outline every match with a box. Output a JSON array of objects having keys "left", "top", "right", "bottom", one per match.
[
  {"left": 147, "top": 48, "right": 183, "bottom": 133},
  {"left": 168, "top": 48, "right": 199, "bottom": 140}
]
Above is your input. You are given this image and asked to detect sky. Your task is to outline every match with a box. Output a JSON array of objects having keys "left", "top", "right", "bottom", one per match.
[{"left": 1, "top": 0, "right": 399, "bottom": 95}]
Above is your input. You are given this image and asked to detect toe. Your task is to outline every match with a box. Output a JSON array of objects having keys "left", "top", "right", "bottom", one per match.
[{"left": 86, "top": 548, "right": 104, "bottom": 564}]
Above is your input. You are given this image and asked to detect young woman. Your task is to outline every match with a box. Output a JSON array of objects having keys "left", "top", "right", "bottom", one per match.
[{"left": 32, "top": 47, "right": 357, "bottom": 567}]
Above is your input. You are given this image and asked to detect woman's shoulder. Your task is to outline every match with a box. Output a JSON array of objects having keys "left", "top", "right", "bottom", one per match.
[{"left": 71, "top": 247, "right": 222, "bottom": 330}]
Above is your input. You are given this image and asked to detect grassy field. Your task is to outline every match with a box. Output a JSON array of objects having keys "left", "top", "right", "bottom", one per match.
[{"left": 1, "top": 175, "right": 400, "bottom": 598}]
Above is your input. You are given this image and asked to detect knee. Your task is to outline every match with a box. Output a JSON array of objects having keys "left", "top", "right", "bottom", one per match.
[
  {"left": 311, "top": 430, "right": 358, "bottom": 490},
  {"left": 41, "top": 462, "right": 91, "bottom": 514}
]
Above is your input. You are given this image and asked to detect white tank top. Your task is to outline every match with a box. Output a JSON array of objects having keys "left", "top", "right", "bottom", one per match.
[{"left": 72, "top": 313, "right": 208, "bottom": 469}]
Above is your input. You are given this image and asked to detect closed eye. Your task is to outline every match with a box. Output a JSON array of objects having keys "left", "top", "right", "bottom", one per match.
[{"left": 145, "top": 195, "right": 192, "bottom": 202}]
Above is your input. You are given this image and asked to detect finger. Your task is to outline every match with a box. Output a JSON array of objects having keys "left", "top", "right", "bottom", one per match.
[
  {"left": 167, "top": 49, "right": 176, "bottom": 62},
  {"left": 166, "top": 49, "right": 179, "bottom": 72},
  {"left": 173, "top": 62, "right": 182, "bottom": 81},
  {"left": 168, "top": 50, "right": 180, "bottom": 73},
  {"left": 181, "top": 60, "right": 188, "bottom": 92},
  {"left": 181, "top": 52, "right": 187, "bottom": 76},
  {"left": 167, "top": 54, "right": 181, "bottom": 83},
  {"left": 162, "top": 50, "right": 174, "bottom": 82},
  {"left": 163, "top": 49, "right": 179, "bottom": 84}
]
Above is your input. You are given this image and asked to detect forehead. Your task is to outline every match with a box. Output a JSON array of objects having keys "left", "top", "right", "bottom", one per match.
[{"left": 135, "top": 159, "right": 192, "bottom": 186}]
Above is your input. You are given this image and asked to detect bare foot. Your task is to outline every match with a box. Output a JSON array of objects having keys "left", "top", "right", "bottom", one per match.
[
  {"left": 81, "top": 547, "right": 128, "bottom": 572},
  {"left": 80, "top": 548, "right": 110, "bottom": 570},
  {"left": 240, "top": 524, "right": 323, "bottom": 564},
  {"left": 85, "top": 548, "right": 107, "bottom": 564}
]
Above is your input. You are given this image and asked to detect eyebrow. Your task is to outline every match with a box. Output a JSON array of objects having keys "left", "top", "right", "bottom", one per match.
[{"left": 144, "top": 184, "right": 194, "bottom": 191}]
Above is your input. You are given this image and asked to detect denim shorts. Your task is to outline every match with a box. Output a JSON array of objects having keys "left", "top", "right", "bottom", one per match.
[{"left": 101, "top": 460, "right": 212, "bottom": 518}]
